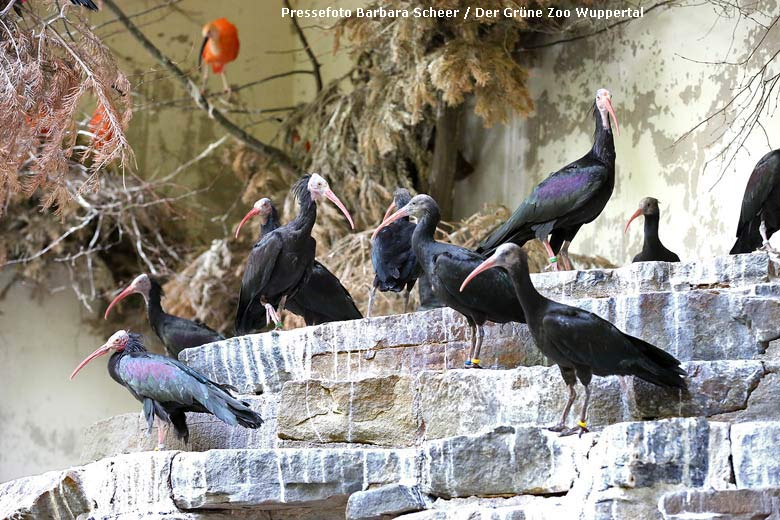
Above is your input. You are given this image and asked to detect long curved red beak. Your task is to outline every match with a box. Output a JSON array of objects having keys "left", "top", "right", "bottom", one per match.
[
  {"left": 372, "top": 205, "right": 409, "bottom": 241},
  {"left": 70, "top": 342, "right": 111, "bottom": 380},
  {"left": 235, "top": 207, "right": 260, "bottom": 239},
  {"left": 604, "top": 97, "right": 620, "bottom": 136},
  {"left": 382, "top": 201, "right": 397, "bottom": 222},
  {"left": 104, "top": 285, "right": 136, "bottom": 320},
  {"left": 460, "top": 257, "right": 498, "bottom": 293},
  {"left": 323, "top": 188, "right": 355, "bottom": 230},
  {"left": 624, "top": 207, "right": 643, "bottom": 234}
]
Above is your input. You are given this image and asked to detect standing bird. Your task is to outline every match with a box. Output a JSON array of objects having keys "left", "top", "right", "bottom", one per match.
[
  {"left": 70, "top": 330, "right": 262, "bottom": 449},
  {"left": 461, "top": 243, "right": 687, "bottom": 436},
  {"left": 624, "top": 197, "right": 680, "bottom": 263},
  {"left": 373, "top": 194, "right": 525, "bottom": 368},
  {"left": 368, "top": 188, "right": 420, "bottom": 316},
  {"left": 477, "top": 88, "right": 620, "bottom": 271},
  {"left": 730, "top": 149, "right": 780, "bottom": 255},
  {"left": 235, "top": 197, "right": 362, "bottom": 327},
  {"left": 235, "top": 174, "right": 354, "bottom": 334},
  {"left": 199, "top": 18, "right": 239, "bottom": 93},
  {"left": 104, "top": 274, "right": 224, "bottom": 359}
]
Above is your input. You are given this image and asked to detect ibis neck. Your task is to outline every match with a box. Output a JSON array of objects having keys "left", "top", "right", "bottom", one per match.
[
  {"left": 592, "top": 111, "right": 616, "bottom": 164},
  {"left": 292, "top": 196, "right": 317, "bottom": 236},
  {"left": 642, "top": 213, "right": 662, "bottom": 248},
  {"left": 507, "top": 260, "right": 548, "bottom": 315},
  {"left": 107, "top": 350, "right": 126, "bottom": 386},
  {"left": 412, "top": 208, "right": 440, "bottom": 250},
  {"left": 260, "top": 208, "right": 281, "bottom": 239},
  {"left": 146, "top": 279, "right": 166, "bottom": 333}
]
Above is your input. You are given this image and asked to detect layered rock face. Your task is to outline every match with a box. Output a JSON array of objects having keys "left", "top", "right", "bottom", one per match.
[{"left": 3, "top": 252, "right": 780, "bottom": 519}]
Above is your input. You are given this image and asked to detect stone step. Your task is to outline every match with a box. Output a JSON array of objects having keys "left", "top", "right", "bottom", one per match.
[
  {"left": 180, "top": 287, "right": 780, "bottom": 395},
  {"left": 82, "top": 360, "right": 780, "bottom": 459},
  {"left": 7, "top": 418, "right": 780, "bottom": 519},
  {"left": 659, "top": 488, "right": 780, "bottom": 520}
]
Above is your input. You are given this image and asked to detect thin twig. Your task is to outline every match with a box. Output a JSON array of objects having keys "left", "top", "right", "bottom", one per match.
[
  {"left": 283, "top": 0, "right": 322, "bottom": 92},
  {"left": 92, "top": 0, "right": 184, "bottom": 30}
]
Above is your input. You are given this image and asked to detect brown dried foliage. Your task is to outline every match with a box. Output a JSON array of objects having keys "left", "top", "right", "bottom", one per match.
[{"left": 0, "top": 6, "right": 132, "bottom": 215}]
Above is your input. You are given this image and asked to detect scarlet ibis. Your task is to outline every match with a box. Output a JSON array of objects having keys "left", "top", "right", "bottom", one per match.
[
  {"left": 373, "top": 194, "right": 525, "bottom": 368},
  {"left": 199, "top": 18, "right": 239, "bottom": 93},
  {"left": 368, "top": 188, "right": 420, "bottom": 317},
  {"left": 624, "top": 197, "right": 680, "bottom": 263},
  {"left": 477, "top": 88, "right": 619, "bottom": 271},
  {"left": 88, "top": 104, "right": 113, "bottom": 150},
  {"left": 461, "top": 243, "right": 687, "bottom": 435},
  {"left": 104, "top": 274, "right": 224, "bottom": 359},
  {"left": 70, "top": 330, "right": 262, "bottom": 449},
  {"left": 730, "top": 149, "right": 780, "bottom": 254},
  {"left": 235, "top": 174, "right": 354, "bottom": 334},
  {"left": 236, "top": 197, "right": 362, "bottom": 327}
]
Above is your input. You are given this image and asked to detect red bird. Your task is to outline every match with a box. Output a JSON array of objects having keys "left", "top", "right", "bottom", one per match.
[
  {"left": 88, "top": 104, "right": 113, "bottom": 150},
  {"left": 199, "top": 18, "right": 239, "bottom": 93}
]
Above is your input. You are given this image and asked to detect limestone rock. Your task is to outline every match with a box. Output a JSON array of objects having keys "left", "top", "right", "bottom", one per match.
[
  {"left": 278, "top": 376, "right": 417, "bottom": 446},
  {"left": 731, "top": 421, "right": 780, "bottom": 488},
  {"left": 0, "top": 469, "right": 89, "bottom": 520},
  {"left": 659, "top": 488, "right": 780, "bottom": 520},
  {"left": 346, "top": 484, "right": 427, "bottom": 520},
  {"left": 420, "top": 425, "right": 584, "bottom": 498},
  {"left": 171, "top": 448, "right": 417, "bottom": 510}
]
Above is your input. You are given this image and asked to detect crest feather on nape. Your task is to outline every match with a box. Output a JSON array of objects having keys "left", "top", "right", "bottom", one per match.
[
  {"left": 126, "top": 332, "right": 147, "bottom": 352},
  {"left": 292, "top": 174, "right": 313, "bottom": 204}
]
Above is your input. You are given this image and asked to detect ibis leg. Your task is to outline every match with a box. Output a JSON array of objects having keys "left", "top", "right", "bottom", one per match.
[
  {"left": 549, "top": 367, "right": 577, "bottom": 432},
  {"left": 155, "top": 418, "right": 168, "bottom": 450},
  {"left": 470, "top": 324, "right": 484, "bottom": 369},
  {"left": 200, "top": 64, "right": 209, "bottom": 93},
  {"left": 561, "top": 384, "right": 591, "bottom": 437},
  {"left": 274, "top": 295, "right": 287, "bottom": 330},
  {"left": 367, "top": 285, "right": 376, "bottom": 318},
  {"left": 220, "top": 71, "right": 232, "bottom": 93},
  {"left": 559, "top": 240, "right": 574, "bottom": 271},
  {"left": 464, "top": 318, "right": 477, "bottom": 368},
  {"left": 541, "top": 238, "right": 559, "bottom": 272},
  {"left": 760, "top": 220, "right": 778, "bottom": 253},
  {"left": 402, "top": 289, "right": 410, "bottom": 314}
]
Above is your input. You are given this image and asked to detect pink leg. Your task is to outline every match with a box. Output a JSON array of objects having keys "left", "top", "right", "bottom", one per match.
[
  {"left": 155, "top": 418, "right": 168, "bottom": 450},
  {"left": 540, "top": 239, "right": 559, "bottom": 272},
  {"left": 264, "top": 303, "right": 282, "bottom": 329}
]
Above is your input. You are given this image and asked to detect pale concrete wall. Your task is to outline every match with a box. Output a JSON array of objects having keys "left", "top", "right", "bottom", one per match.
[{"left": 455, "top": 1, "right": 780, "bottom": 264}]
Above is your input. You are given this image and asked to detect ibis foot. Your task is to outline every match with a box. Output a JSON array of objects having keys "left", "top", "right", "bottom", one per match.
[
  {"left": 547, "top": 423, "right": 567, "bottom": 433},
  {"left": 463, "top": 359, "right": 483, "bottom": 369},
  {"left": 559, "top": 424, "right": 589, "bottom": 438},
  {"left": 544, "top": 261, "right": 559, "bottom": 272}
]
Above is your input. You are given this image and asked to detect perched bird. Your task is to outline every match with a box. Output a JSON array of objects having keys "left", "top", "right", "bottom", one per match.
[
  {"left": 235, "top": 174, "right": 354, "bottom": 334},
  {"left": 70, "top": 330, "right": 262, "bottom": 449},
  {"left": 477, "top": 88, "right": 620, "bottom": 271},
  {"left": 373, "top": 194, "right": 525, "bottom": 368},
  {"left": 461, "top": 243, "right": 687, "bottom": 436},
  {"left": 104, "top": 274, "right": 224, "bottom": 359},
  {"left": 88, "top": 104, "right": 113, "bottom": 150},
  {"left": 235, "top": 197, "right": 362, "bottom": 327},
  {"left": 624, "top": 197, "right": 680, "bottom": 263},
  {"left": 368, "top": 188, "right": 420, "bottom": 316},
  {"left": 730, "top": 149, "right": 780, "bottom": 255},
  {"left": 199, "top": 18, "right": 239, "bottom": 93},
  {"left": 11, "top": 0, "right": 98, "bottom": 16}
]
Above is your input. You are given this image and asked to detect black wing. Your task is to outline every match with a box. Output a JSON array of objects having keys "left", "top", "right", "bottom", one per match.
[
  {"left": 235, "top": 232, "right": 283, "bottom": 334},
  {"left": 731, "top": 150, "right": 780, "bottom": 253},
  {"left": 288, "top": 261, "right": 362, "bottom": 325},
  {"left": 157, "top": 315, "right": 225, "bottom": 358},
  {"left": 372, "top": 220, "right": 418, "bottom": 292}
]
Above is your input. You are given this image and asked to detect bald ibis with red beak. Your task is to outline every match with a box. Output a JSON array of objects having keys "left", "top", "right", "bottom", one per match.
[
  {"left": 104, "top": 274, "right": 224, "bottom": 358},
  {"left": 624, "top": 197, "right": 680, "bottom": 263},
  {"left": 235, "top": 174, "right": 354, "bottom": 334},
  {"left": 373, "top": 194, "right": 525, "bottom": 368},
  {"left": 70, "top": 330, "right": 263, "bottom": 449},
  {"left": 368, "top": 188, "right": 421, "bottom": 316},
  {"left": 477, "top": 88, "right": 619, "bottom": 271},
  {"left": 236, "top": 197, "right": 361, "bottom": 327},
  {"left": 730, "top": 149, "right": 780, "bottom": 255},
  {"left": 461, "top": 243, "right": 687, "bottom": 436}
]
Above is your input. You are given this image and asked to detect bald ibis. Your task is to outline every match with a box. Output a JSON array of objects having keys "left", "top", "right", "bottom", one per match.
[
  {"left": 461, "top": 243, "right": 687, "bottom": 436},
  {"left": 477, "top": 88, "right": 619, "bottom": 271},
  {"left": 368, "top": 188, "right": 421, "bottom": 316},
  {"left": 730, "top": 149, "right": 780, "bottom": 254},
  {"left": 104, "top": 274, "right": 224, "bottom": 358},
  {"left": 624, "top": 197, "right": 680, "bottom": 263},
  {"left": 236, "top": 197, "right": 361, "bottom": 327},
  {"left": 70, "top": 330, "right": 262, "bottom": 449},
  {"left": 373, "top": 194, "right": 525, "bottom": 368},
  {"left": 235, "top": 174, "right": 354, "bottom": 334}
]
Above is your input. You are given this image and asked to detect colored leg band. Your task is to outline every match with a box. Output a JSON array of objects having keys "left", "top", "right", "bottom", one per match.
[
  {"left": 578, "top": 420, "right": 587, "bottom": 429},
  {"left": 471, "top": 358, "right": 481, "bottom": 365},
  {"left": 548, "top": 256, "right": 557, "bottom": 264}
]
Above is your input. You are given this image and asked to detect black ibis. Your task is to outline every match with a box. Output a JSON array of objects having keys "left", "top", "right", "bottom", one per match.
[
  {"left": 624, "top": 197, "right": 680, "bottom": 263},
  {"left": 235, "top": 197, "right": 361, "bottom": 327},
  {"left": 104, "top": 274, "right": 224, "bottom": 358},
  {"left": 461, "top": 243, "right": 687, "bottom": 436},
  {"left": 235, "top": 174, "right": 354, "bottom": 334},
  {"left": 11, "top": 0, "right": 98, "bottom": 15},
  {"left": 730, "top": 149, "right": 780, "bottom": 254},
  {"left": 373, "top": 194, "right": 525, "bottom": 368},
  {"left": 70, "top": 330, "right": 262, "bottom": 449},
  {"left": 368, "top": 188, "right": 420, "bottom": 316},
  {"left": 477, "top": 88, "right": 620, "bottom": 271}
]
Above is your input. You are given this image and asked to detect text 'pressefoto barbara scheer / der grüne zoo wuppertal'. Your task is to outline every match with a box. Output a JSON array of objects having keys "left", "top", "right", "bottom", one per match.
[{"left": 280, "top": 6, "right": 646, "bottom": 21}]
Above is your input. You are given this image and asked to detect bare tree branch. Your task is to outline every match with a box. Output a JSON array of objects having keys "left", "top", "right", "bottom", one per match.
[
  {"left": 101, "top": 0, "right": 297, "bottom": 173},
  {"left": 283, "top": 0, "right": 323, "bottom": 92}
]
